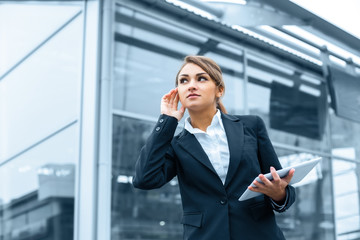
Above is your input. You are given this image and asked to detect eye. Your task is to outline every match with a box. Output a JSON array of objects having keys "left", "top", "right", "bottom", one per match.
[
  {"left": 179, "top": 78, "right": 188, "bottom": 84},
  {"left": 198, "top": 76, "right": 208, "bottom": 81}
]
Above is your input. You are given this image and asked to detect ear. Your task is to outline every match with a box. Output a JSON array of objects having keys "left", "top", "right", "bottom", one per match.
[{"left": 216, "top": 86, "right": 224, "bottom": 98}]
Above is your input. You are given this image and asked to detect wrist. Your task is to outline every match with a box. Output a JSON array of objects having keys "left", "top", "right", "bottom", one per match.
[
  {"left": 161, "top": 113, "right": 182, "bottom": 121},
  {"left": 161, "top": 113, "right": 180, "bottom": 121},
  {"left": 271, "top": 189, "right": 286, "bottom": 203}
]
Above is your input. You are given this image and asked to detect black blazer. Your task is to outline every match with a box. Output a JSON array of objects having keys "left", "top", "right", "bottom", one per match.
[{"left": 133, "top": 112, "right": 296, "bottom": 240}]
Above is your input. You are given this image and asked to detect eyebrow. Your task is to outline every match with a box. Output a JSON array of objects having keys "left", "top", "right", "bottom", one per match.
[{"left": 179, "top": 72, "right": 208, "bottom": 77}]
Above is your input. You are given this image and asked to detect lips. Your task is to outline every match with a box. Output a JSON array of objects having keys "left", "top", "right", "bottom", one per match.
[{"left": 187, "top": 93, "right": 200, "bottom": 98}]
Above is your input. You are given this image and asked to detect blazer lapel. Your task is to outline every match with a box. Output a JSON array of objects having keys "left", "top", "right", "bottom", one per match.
[
  {"left": 177, "top": 130, "right": 218, "bottom": 176},
  {"left": 222, "top": 113, "right": 245, "bottom": 188}
]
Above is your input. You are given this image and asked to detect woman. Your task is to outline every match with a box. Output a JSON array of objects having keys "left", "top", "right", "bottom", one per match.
[{"left": 133, "top": 55, "right": 296, "bottom": 240}]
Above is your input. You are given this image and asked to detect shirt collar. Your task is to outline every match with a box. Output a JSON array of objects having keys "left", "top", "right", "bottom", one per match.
[{"left": 184, "top": 109, "right": 224, "bottom": 134}]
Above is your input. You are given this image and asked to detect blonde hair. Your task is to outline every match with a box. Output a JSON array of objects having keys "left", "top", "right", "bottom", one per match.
[{"left": 175, "top": 55, "right": 227, "bottom": 114}]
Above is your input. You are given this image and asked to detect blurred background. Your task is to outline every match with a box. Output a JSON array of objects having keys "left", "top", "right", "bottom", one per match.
[{"left": 1, "top": 0, "right": 360, "bottom": 239}]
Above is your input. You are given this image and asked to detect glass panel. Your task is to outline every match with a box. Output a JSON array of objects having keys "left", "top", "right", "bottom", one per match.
[
  {"left": 247, "top": 77, "right": 330, "bottom": 153},
  {"left": 0, "top": 8, "right": 83, "bottom": 160},
  {"left": 0, "top": 124, "right": 78, "bottom": 240},
  {"left": 338, "top": 230, "right": 360, "bottom": 240},
  {"left": 113, "top": 44, "right": 182, "bottom": 118},
  {"left": 0, "top": 3, "right": 83, "bottom": 76},
  {"left": 330, "top": 111, "right": 360, "bottom": 161},
  {"left": 113, "top": 43, "right": 244, "bottom": 118},
  {"left": 222, "top": 73, "right": 244, "bottom": 115},
  {"left": 337, "top": 216, "right": 360, "bottom": 237},
  {"left": 331, "top": 113, "right": 360, "bottom": 238},
  {"left": 112, "top": 115, "right": 182, "bottom": 239},
  {"left": 336, "top": 193, "right": 359, "bottom": 218},
  {"left": 274, "top": 150, "right": 336, "bottom": 240},
  {"left": 333, "top": 171, "right": 358, "bottom": 196},
  {"left": 113, "top": 6, "right": 245, "bottom": 118},
  {"left": 332, "top": 159, "right": 360, "bottom": 237}
]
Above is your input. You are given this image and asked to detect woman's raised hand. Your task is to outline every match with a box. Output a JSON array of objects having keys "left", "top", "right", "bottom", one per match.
[{"left": 161, "top": 88, "right": 185, "bottom": 121}]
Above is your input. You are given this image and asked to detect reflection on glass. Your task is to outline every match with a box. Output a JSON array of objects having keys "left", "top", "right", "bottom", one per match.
[
  {"left": 0, "top": 124, "right": 77, "bottom": 240},
  {"left": 274, "top": 150, "right": 336, "bottom": 240},
  {"left": 113, "top": 44, "right": 182, "bottom": 117},
  {"left": 0, "top": 2, "right": 83, "bottom": 240},
  {"left": 112, "top": 115, "right": 182, "bottom": 240},
  {"left": 330, "top": 112, "right": 360, "bottom": 160},
  {"left": 0, "top": 3, "right": 83, "bottom": 76},
  {"left": 113, "top": 6, "right": 245, "bottom": 117},
  {"left": 331, "top": 113, "right": 360, "bottom": 239},
  {"left": 247, "top": 81, "right": 330, "bottom": 153},
  {"left": 332, "top": 159, "right": 360, "bottom": 237},
  {"left": 270, "top": 81, "right": 327, "bottom": 140},
  {"left": 222, "top": 73, "right": 244, "bottom": 115},
  {"left": 0, "top": 6, "right": 82, "bottom": 160},
  {"left": 246, "top": 52, "right": 330, "bottom": 151}
]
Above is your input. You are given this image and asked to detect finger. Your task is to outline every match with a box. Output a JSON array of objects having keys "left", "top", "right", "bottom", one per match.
[
  {"left": 169, "top": 89, "right": 176, "bottom": 106},
  {"left": 270, "top": 166, "right": 280, "bottom": 180},
  {"left": 166, "top": 89, "right": 175, "bottom": 96},
  {"left": 248, "top": 186, "right": 261, "bottom": 192},
  {"left": 162, "top": 92, "right": 170, "bottom": 100},
  {"left": 283, "top": 168, "right": 295, "bottom": 183},
  {"left": 162, "top": 89, "right": 174, "bottom": 101},
  {"left": 174, "top": 92, "right": 179, "bottom": 109},
  {"left": 258, "top": 174, "right": 272, "bottom": 186},
  {"left": 270, "top": 167, "right": 281, "bottom": 186},
  {"left": 172, "top": 90, "right": 178, "bottom": 105},
  {"left": 162, "top": 94, "right": 169, "bottom": 104},
  {"left": 252, "top": 179, "right": 265, "bottom": 189}
]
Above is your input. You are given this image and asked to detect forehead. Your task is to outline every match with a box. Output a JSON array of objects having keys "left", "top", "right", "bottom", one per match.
[{"left": 179, "top": 63, "right": 206, "bottom": 75}]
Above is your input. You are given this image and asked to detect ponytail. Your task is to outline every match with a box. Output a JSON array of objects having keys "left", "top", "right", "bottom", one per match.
[{"left": 217, "top": 99, "right": 227, "bottom": 114}]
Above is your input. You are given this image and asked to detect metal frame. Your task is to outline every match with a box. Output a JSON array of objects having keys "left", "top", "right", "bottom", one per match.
[
  {"left": 96, "top": 0, "right": 115, "bottom": 239},
  {"left": 74, "top": 1, "right": 102, "bottom": 240}
]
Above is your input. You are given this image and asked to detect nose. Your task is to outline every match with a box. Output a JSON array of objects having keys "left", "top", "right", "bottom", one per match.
[{"left": 188, "top": 79, "right": 198, "bottom": 91}]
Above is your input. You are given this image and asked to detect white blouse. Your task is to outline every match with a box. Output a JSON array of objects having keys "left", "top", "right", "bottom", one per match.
[{"left": 184, "top": 110, "right": 229, "bottom": 184}]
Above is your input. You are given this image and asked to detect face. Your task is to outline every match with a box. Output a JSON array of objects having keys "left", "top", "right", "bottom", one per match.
[{"left": 177, "top": 63, "right": 223, "bottom": 112}]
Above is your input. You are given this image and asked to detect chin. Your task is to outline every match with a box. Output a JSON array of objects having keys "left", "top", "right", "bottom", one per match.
[
  {"left": 184, "top": 105, "right": 198, "bottom": 111},
  {"left": 186, "top": 104, "right": 207, "bottom": 112}
]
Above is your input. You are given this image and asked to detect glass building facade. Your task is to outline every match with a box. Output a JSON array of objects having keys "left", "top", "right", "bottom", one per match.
[{"left": 1, "top": 0, "right": 360, "bottom": 240}]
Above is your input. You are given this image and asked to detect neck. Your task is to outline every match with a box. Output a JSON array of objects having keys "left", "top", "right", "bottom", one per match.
[{"left": 188, "top": 107, "right": 218, "bottom": 132}]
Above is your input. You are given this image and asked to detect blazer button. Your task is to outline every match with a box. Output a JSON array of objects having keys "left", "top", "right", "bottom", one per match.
[
  {"left": 220, "top": 199, "right": 227, "bottom": 205},
  {"left": 155, "top": 127, "right": 161, "bottom": 131},
  {"left": 159, "top": 119, "right": 164, "bottom": 123}
]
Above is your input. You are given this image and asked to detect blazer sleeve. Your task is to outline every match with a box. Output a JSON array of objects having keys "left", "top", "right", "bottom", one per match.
[
  {"left": 256, "top": 115, "right": 296, "bottom": 212},
  {"left": 132, "top": 114, "right": 178, "bottom": 190}
]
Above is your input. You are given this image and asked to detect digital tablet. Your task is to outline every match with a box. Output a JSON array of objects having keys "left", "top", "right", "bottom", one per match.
[{"left": 238, "top": 157, "right": 322, "bottom": 201}]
